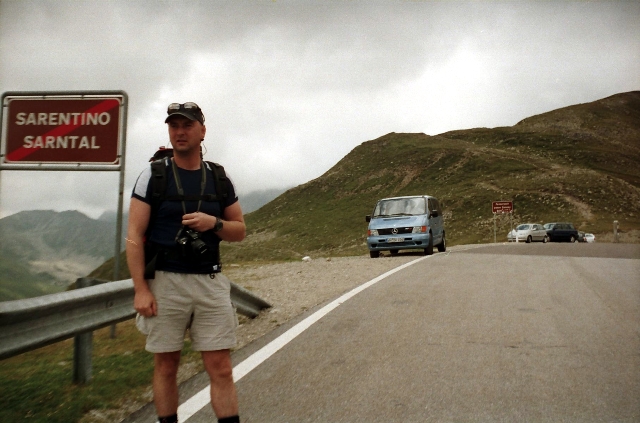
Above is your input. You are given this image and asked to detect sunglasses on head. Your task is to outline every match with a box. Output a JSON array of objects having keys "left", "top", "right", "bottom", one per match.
[{"left": 167, "top": 102, "right": 201, "bottom": 113}]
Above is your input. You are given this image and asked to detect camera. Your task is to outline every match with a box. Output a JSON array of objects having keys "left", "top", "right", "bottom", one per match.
[{"left": 175, "top": 226, "right": 210, "bottom": 260}]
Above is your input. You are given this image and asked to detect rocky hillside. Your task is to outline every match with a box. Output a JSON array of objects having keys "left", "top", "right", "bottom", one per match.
[
  {"left": 0, "top": 210, "right": 117, "bottom": 300},
  {"left": 83, "top": 91, "right": 640, "bottom": 281},
  {"left": 220, "top": 91, "right": 640, "bottom": 262}
]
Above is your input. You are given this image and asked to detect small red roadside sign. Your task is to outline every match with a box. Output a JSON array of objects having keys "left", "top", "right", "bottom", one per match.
[
  {"left": 1, "top": 93, "right": 124, "bottom": 167},
  {"left": 492, "top": 201, "right": 513, "bottom": 213}
]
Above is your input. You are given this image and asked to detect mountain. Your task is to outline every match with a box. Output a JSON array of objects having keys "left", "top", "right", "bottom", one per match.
[
  {"left": 239, "top": 187, "right": 291, "bottom": 214},
  {"left": 219, "top": 91, "right": 640, "bottom": 262},
  {"left": 39, "top": 91, "right": 640, "bottom": 282},
  {"left": 89, "top": 91, "right": 640, "bottom": 276},
  {"left": 0, "top": 187, "right": 292, "bottom": 299},
  {"left": 0, "top": 210, "right": 118, "bottom": 300}
]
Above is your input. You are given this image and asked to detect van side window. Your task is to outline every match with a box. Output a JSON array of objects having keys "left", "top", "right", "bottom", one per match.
[{"left": 428, "top": 198, "right": 439, "bottom": 217}]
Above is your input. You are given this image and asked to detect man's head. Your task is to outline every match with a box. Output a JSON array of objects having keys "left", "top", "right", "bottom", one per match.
[
  {"left": 165, "top": 102, "right": 205, "bottom": 125},
  {"left": 166, "top": 102, "right": 206, "bottom": 155}
]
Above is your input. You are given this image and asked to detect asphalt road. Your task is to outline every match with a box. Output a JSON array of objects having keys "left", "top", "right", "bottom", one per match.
[{"left": 127, "top": 243, "right": 640, "bottom": 422}]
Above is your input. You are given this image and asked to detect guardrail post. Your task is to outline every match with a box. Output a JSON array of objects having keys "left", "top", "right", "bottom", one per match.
[
  {"left": 73, "top": 331, "right": 93, "bottom": 384},
  {"left": 613, "top": 220, "right": 619, "bottom": 243},
  {"left": 73, "top": 278, "right": 94, "bottom": 384}
]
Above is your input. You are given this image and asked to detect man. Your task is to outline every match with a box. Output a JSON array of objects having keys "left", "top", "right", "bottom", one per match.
[{"left": 126, "top": 102, "right": 245, "bottom": 423}]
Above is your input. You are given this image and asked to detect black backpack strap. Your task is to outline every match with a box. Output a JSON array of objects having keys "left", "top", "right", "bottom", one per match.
[
  {"left": 206, "top": 161, "right": 229, "bottom": 203},
  {"left": 144, "top": 158, "right": 170, "bottom": 279},
  {"left": 143, "top": 242, "right": 159, "bottom": 280},
  {"left": 148, "top": 158, "right": 169, "bottom": 234},
  {"left": 144, "top": 158, "right": 229, "bottom": 279},
  {"left": 148, "top": 159, "right": 229, "bottom": 211}
]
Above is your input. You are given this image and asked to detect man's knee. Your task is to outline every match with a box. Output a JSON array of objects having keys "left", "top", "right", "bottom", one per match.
[
  {"left": 213, "top": 362, "right": 234, "bottom": 380},
  {"left": 155, "top": 352, "right": 181, "bottom": 377},
  {"left": 203, "top": 350, "right": 233, "bottom": 379}
]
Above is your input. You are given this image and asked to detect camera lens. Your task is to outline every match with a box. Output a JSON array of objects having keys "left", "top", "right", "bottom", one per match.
[
  {"left": 175, "top": 227, "right": 210, "bottom": 260},
  {"left": 191, "top": 238, "right": 209, "bottom": 256}
]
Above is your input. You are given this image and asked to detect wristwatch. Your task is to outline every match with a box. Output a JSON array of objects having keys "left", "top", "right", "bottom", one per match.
[{"left": 213, "top": 217, "right": 223, "bottom": 233}]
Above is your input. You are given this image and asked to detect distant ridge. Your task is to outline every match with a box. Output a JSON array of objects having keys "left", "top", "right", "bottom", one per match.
[
  {"left": 13, "top": 91, "right": 640, "bottom": 285},
  {"left": 0, "top": 186, "right": 290, "bottom": 299},
  {"left": 220, "top": 91, "right": 640, "bottom": 262},
  {"left": 0, "top": 210, "right": 116, "bottom": 300}
]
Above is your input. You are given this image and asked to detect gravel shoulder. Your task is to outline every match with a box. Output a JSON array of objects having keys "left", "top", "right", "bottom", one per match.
[
  {"left": 226, "top": 254, "right": 420, "bottom": 351},
  {"left": 84, "top": 253, "right": 431, "bottom": 423}
]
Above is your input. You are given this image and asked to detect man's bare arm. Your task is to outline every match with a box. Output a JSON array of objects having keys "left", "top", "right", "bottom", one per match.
[{"left": 126, "top": 198, "right": 157, "bottom": 317}]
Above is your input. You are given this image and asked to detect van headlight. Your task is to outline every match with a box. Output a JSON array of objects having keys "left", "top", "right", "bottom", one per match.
[
  {"left": 412, "top": 226, "right": 427, "bottom": 233},
  {"left": 368, "top": 229, "right": 379, "bottom": 236}
]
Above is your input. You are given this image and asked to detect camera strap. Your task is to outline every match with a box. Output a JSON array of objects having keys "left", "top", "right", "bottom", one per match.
[
  {"left": 143, "top": 159, "right": 221, "bottom": 280},
  {"left": 171, "top": 158, "right": 207, "bottom": 215}
]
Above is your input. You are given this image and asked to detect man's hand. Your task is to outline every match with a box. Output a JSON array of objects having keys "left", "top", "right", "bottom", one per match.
[
  {"left": 134, "top": 287, "right": 157, "bottom": 317},
  {"left": 182, "top": 202, "right": 245, "bottom": 242},
  {"left": 182, "top": 211, "right": 215, "bottom": 232}
]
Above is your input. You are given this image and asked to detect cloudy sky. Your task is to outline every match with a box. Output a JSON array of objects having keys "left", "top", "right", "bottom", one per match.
[{"left": 0, "top": 0, "right": 638, "bottom": 219}]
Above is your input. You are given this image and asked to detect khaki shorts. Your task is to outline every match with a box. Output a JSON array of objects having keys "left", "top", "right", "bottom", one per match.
[{"left": 136, "top": 271, "right": 238, "bottom": 353}]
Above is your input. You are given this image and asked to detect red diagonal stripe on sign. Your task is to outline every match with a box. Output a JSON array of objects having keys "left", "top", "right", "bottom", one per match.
[{"left": 6, "top": 99, "right": 120, "bottom": 162}]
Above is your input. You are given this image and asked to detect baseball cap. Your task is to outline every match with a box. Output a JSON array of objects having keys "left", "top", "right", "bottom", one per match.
[{"left": 165, "top": 102, "right": 205, "bottom": 125}]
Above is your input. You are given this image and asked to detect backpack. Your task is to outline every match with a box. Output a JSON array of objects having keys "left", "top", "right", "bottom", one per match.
[
  {"left": 143, "top": 147, "right": 229, "bottom": 278},
  {"left": 147, "top": 147, "right": 229, "bottom": 218}
]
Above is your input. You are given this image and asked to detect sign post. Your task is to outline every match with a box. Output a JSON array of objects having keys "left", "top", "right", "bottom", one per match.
[
  {"left": 1, "top": 91, "right": 128, "bottom": 282},
  {"left": 492, "top": 201, "right": 513, "bottom": 243}
]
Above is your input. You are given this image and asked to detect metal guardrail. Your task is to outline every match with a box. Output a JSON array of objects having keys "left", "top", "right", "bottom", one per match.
[
  {"left": 0, "top": 277, "right": 271, "bottom": 381},
  {"left": 231, "top": 282, "right": 272, "bottom": 318}
]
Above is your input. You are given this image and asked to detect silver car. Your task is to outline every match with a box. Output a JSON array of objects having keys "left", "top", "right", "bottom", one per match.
[{"left": 507, "top": 223, "right": 549, "bottom": 243}]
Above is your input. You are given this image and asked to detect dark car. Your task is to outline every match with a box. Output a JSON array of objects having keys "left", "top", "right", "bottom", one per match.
[{"left": 544, "top": 222, "right": 579, "bottom": 243}]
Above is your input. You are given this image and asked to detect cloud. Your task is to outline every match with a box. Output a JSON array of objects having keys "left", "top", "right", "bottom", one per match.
[{"left": 1, "top": 0, "right": 639, "bottom": 219}]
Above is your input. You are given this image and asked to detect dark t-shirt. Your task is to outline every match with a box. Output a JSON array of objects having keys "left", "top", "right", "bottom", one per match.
[{"left": 132, "top": 159, "right": 238, "bottom": 274}]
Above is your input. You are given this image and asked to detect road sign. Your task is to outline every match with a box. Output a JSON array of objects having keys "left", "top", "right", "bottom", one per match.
[
  {"left": 1, "top": 92, "right": 126, "bottom": 169},
  {"left": 492, "top": 200, "right": 513, "bottom": 213},
  {"left": 0, "top": 91, "right": 128, "bottom": 284}
]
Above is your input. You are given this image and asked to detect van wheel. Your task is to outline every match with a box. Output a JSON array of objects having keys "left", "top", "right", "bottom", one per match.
[
  {"left": 437, "top": 233, "right": 446, "bottom": 252},
  {"left": 526, "top": 235, "right": 532, "bottom": 243},
  {"left": 424, "top": 234, "right": 434, "bottom": 256},
  {"left": 369, "top": 251, "right": 380, "bottom": 258}
]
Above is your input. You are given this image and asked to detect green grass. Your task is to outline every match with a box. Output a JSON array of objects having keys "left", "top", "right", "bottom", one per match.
[
  {"left": 0, "top": 321, "right": 202, "bottom": 423},
  {"left": 0, "top": 255, "right": 64, "bottom": 301}
]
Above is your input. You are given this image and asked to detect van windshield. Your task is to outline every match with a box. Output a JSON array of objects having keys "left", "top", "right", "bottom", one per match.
[{"left": 373, "top": 198, "right": 426, "bottom": 217}]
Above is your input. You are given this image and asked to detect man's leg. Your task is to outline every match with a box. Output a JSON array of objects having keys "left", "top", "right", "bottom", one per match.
[
  {"left": 202, "top": 349, "right": 239, "bottom": 419},
  {"left": 153, "top": 351, "right": 182, "bottom": 417}
]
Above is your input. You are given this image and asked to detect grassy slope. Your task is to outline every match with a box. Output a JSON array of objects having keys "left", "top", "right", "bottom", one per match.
[
  {"left": 89, "top": 91, "right": 640, "bottom": 279},
  {"left": 0, "top": 254, "right": 62, "bottom": 301},
  {"left": 223, "top": 91, "right": 640, "bottom": 262}
]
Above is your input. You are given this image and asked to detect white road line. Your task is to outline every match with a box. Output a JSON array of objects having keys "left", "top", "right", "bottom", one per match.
[{"left": 178, "top": 256, "right": 428, "bottom": 421}]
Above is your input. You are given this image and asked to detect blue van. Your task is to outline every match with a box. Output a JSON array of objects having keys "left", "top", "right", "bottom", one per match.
[{"left": 365, "top": 195, "right": 446, "bottom": 258}]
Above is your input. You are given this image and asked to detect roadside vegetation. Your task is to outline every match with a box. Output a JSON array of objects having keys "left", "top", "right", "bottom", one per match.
[{"left": 0, "top": 320, "right": 198, "bottom": 422}]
